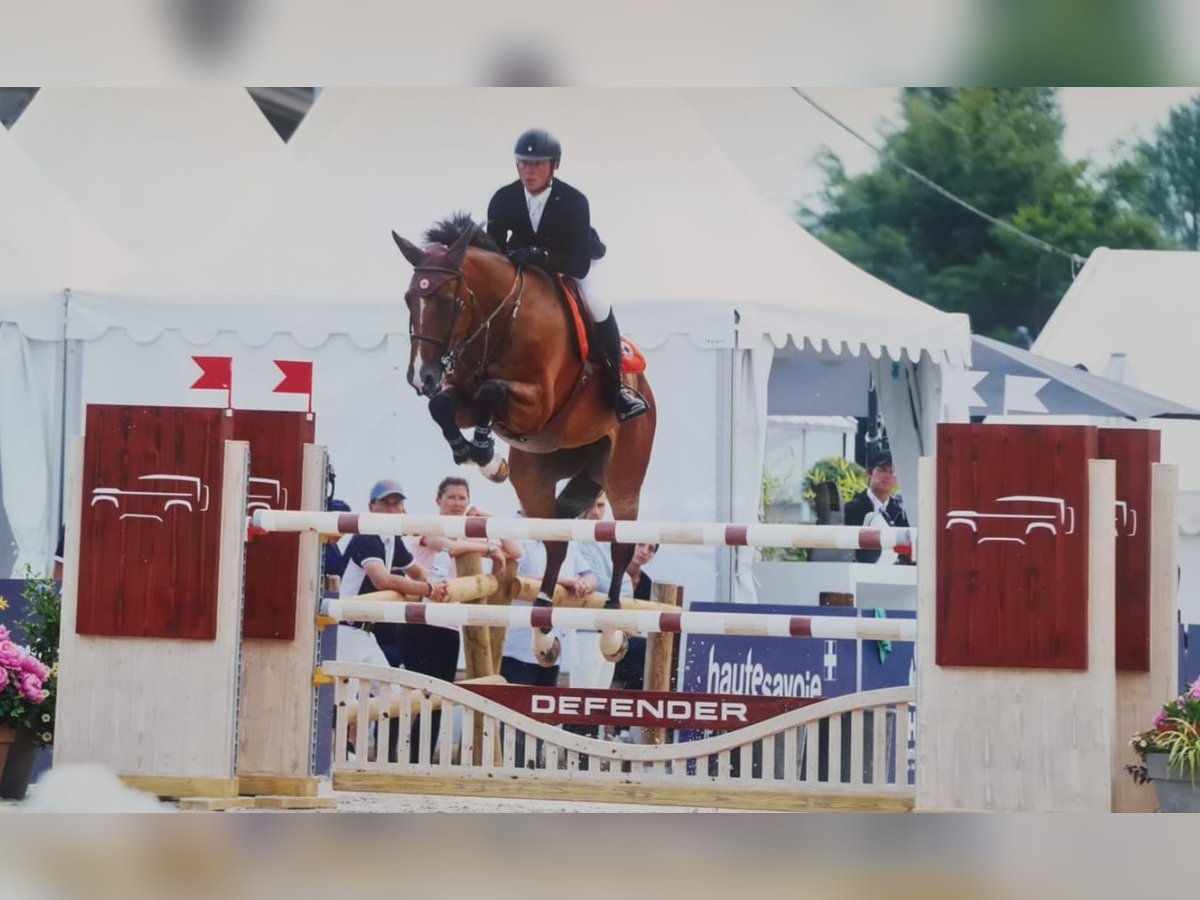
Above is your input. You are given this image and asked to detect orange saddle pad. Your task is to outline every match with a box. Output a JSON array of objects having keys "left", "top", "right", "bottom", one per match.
[{"left": 620, "top": 337, "right": 647, "bottom": 375}]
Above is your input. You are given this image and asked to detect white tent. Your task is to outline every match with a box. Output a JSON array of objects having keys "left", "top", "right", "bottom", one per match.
[
  {"left": 11, "top": 88, "right": 301, "bottom": 262},
  {"left": 3, "top": 89, "right": 971, "bottom": 600},
  {"left": 1033, "top": 247, "right": 1200, "bottom": 621},
  {"left": 0, "top": 123, "right": 141, "bottom": 575}
]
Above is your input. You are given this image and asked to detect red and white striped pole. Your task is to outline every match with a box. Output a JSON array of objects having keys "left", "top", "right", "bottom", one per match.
[
  {"left": 254, "top": 510, "right": 916, "bottom": 555},
  {"left": 321, "top": 598, "right": 917, "bottom": 642}
]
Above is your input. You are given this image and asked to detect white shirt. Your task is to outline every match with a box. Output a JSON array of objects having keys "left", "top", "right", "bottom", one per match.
[
  {"left": 525, "top": 182, "right": 552, "bottom": 233},
  {"left": 862, "top": 493, "right": 898, "bottom": 565}
]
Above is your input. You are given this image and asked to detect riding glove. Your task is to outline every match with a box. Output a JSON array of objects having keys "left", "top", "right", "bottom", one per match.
[{"left": 507, "top": 246, "right": 548, "bottom": 268}]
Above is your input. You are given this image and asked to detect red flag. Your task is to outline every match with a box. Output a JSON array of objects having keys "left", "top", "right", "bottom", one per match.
[
  {"left": 273, "top": 360, "right": 314, "bottom": 412},
  {"left": 191, "top": 356, "right": 232, "bottom": 390}
]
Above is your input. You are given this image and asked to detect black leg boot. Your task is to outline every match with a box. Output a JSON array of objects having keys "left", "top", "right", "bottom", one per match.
[{"left": 594, "top": 312, "right": 648, "bottom": 422}]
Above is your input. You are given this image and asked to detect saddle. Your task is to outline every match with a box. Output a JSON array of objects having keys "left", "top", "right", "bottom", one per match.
[{"left": 553, "top": 275, "right": 646, "bottom": 374}]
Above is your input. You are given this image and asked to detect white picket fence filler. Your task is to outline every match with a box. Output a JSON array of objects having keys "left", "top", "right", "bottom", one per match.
[{"left": 326, "top": 663, "right": 917, "bottom": 811}]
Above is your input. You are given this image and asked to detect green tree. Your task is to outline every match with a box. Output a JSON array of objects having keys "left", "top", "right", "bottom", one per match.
[
  {"left": 1111, "top": 95, "right": 1200, "bottom": 250},
  {"left": 801, "top": 88, "right": 1167, "bottom": 337}
]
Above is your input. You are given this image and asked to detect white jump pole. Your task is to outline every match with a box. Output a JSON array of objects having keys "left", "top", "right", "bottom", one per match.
[
  {"left": 321, "top": 599, "right": 917, "bottom": 642},
  {"left": 254, "top": 510, "right": 916, "bottom": 555}
]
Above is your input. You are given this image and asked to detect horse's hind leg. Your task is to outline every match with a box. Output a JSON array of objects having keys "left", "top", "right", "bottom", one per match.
[
  {"left": 428, "top": 387, "right": 471, "bottom": 465},
  {"left": 508, "top": 448, "right": 573, "bottom": 666},
  {"left": 602, "top": 377, "right": 657, "bottom": 622},
  {"left": 555, "top": 471, "right": 604, "bottom": 520}
]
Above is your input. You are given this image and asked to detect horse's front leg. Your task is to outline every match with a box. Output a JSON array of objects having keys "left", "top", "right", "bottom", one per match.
[
  {"left": 469, "top": 379, "right": 510, "bottom": 482},
  {"left": 428, "top": 386, "right": 472, "bottom": 465}
]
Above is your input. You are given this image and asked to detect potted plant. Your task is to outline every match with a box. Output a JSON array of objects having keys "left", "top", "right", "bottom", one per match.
[
  {"left": 0, "top": 613, "right": 53, "bottom": 795},
  {"left": 802, "top": 456, "right": 867, "bottom": 524},
  {"left": 0, "top": 568, "right": 59, "bottom": 799},
  {"left": 1128, "top": 676, "right": 1200, "bottom": 812}
]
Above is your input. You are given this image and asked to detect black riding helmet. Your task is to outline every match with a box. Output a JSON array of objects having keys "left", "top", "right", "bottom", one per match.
[{"left": 514, "top": 128, "right": 562, "bottom": 162}]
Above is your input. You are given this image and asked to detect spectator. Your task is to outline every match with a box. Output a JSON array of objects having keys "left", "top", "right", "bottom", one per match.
[
  {"left": 570, "top": 491, "right": 629, "bottom": 689},
  {"left": 611, "top": 542, "right": 659, "bottom": 691},
  {"left": 499, "top": 508, "right": 596, "bottom": 765},
  {"left": 400, "top": 476, "right": 520, "bottom": 763},
  {"left": 844, "top": 446, "right": 913, "bottom": 565},
  {"left": 337, "top": 478, "right": 447, "bottom": 669},
  {"left": 323, "top": 498, "right": 351, "bottom": 594},
  {"left": 409, "top": 476, "right": 520, "bottom": 579},
  {"left": 500, "top": 509, "right": 596, "bottom": 686}
]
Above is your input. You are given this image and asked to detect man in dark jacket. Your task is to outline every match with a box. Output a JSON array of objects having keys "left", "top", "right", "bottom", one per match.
[
  {"left": 486, "top": 127, "right": 647, "bottom": 422},
  {"left": 844, "top": 447, "right": 913, "bottom": 564}
]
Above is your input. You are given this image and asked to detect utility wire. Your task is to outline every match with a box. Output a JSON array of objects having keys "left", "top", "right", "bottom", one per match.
[{"left": 791, "top": 87, "right": 1087, "bottom": 273}]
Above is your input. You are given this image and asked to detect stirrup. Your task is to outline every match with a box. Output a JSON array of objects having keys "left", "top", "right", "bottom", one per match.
[{"left": 615, "top": 386, "right": 648, "bottom": 422}]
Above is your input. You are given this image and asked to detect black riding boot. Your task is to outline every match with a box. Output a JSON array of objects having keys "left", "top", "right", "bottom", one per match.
[{"left": 594, "top": 312, "right": 648, "bottom": 422}]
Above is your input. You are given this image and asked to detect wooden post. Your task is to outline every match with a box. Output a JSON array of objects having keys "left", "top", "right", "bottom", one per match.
[
  {"left": 457, "top": 552, "right": 492, "bottom": 678},
  {"left": 642, "top": 581, "right": 684, "bottom": 745},
  {"left": 487, "top": 559, "right": 519, "bottom": 674},
  {"left": 1114, "top": 464, "right": 1180, "bottom": 811},
  {"left": 236, "top": 442, "right": 325, "bottom": 798},
  {"left": 456, "top": 551, "right": 495, "bottom": 765}
]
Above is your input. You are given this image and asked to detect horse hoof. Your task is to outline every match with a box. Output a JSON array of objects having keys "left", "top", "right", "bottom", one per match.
[
  {"left": 536, "top": 637, "right": 561, "bottom": 668},
  {"left": 480, "top": 456, "right": 509, "bottom": 483},
  {"left": 468, "top": 441, "right": 494, "bottom": 466},
  {"left": 452, "top": 446, "right": 471, "bottom": 465},
  {"left": 532, "top": 631, "right": 560, "bottom": 667},
  {"left": 599, "top": 629, "right": 628, "bottom": 663}
]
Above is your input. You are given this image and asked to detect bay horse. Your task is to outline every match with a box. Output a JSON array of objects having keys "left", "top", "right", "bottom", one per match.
[{"left": 392, "top": 213, "right": 657, "bottom": 665}]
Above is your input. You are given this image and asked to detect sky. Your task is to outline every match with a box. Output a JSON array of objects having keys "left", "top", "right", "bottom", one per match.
[{"left": 685, "top": 87, "right": 1200, "bottom": 220}]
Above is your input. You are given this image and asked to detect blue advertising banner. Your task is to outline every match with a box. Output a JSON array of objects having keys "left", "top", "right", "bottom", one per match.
[{"left": 681, "top": 603, "right": 858, "bottom": 700}]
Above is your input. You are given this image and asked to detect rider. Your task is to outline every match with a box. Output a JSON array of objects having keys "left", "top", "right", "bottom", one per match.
[{"left": 485, "top": 128, "right": 648, "bottom": 422}]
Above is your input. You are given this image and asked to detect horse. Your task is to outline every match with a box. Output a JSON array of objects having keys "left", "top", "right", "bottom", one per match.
[{"left": 392, "top": 213, "right": 657, "bottom": 665}]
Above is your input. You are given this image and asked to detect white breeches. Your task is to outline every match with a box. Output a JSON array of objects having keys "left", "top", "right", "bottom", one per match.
[{"left": 577, "top": 264, "right": 611, "bottom": 321}]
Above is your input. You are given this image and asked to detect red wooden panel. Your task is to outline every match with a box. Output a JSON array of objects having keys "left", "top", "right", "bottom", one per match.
[
  {"left": 936, "top": 424, "right": 1097, "bottom": 669},
  {"left": 1098, "top": 429, "right": 1161, "bottom": 672},
  {"left": 464, "top": 684, "right": 817, "bottom": 731},
  {"left": 78, "top": 405, "right": 232, "bottom": 639},
  {"left": 233, "top": 410, "right": 315, "bottom": 640}
]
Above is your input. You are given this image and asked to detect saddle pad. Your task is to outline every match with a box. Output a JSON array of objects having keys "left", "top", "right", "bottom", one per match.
[
  {"left": 556, "top": 275, "right": 591, "bottom": 362},
  {"left": 620, "top": 337, "right": 647, "bottom": 375}
]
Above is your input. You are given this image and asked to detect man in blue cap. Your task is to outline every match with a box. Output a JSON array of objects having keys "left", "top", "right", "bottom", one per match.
[
  {"left": 337, "top": 478, "right": 449, "bottom": 763},
  {"left": 338, "top": 479, "right": 448, "bottom": 665}
]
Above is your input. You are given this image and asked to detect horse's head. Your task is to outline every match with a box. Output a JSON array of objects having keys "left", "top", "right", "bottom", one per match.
[{"left": 392, "top": 224, "right": 475, "bottom": 397}]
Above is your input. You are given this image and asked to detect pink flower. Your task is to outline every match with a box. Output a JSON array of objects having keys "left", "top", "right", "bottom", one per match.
[
  {"left": 20, "top": 654, "right": 48, "bottom": 681},
  {"left": 18, "top": 672, "right": 44, "bottom": 703},
  {"left": 0, "top": 665, "right": 7, "bottom": 690},
  {"left": 1154, "top": 709, "right": 1170, "bottom": 730},
  {"left": 1190, "top": 677, "right": 1200, "bottom": 700},
  {"left": 0, "top": 641, "right": 21, "bottom": 670}
]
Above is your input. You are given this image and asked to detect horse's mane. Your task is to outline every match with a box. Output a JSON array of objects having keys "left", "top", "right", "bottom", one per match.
[{"left": 424, "top": 212, "right": 502, "bottom": 254}]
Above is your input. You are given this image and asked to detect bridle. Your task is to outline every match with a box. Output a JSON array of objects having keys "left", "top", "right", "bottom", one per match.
[{"left": 407, "top": 260, "right": 526, "bottom": 378}]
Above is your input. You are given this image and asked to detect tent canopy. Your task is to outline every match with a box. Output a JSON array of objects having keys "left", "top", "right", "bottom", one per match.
[
  {"left": 73, "top": 88, "right": 969, "bottom": 365},
  {"left": 1033, "top": 247, "right": 1200, "bottom": 501}
]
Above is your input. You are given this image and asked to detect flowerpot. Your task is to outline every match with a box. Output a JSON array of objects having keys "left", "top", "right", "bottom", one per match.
[
  {"left": 0, "top": 726, "right": 14, "bottom": 778},
  {"left": 0, "top": 728, "right": 41, "bottom": 800},
  {"left": 1145, "top": 753, "right": 1200, "bottom": 813}
]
